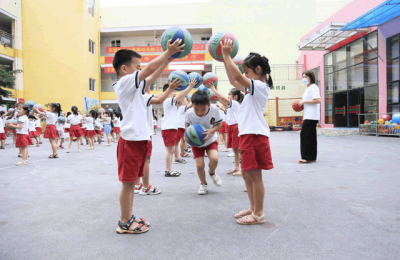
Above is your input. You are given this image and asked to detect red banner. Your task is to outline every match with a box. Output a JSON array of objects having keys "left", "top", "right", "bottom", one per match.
[
  {"left": 106, "top": 44, "right": 205, "bottom": 54},
  {"left": 104, "top": 66, "right": 145, "bottom": 74},
  {"left": 105, "top": 53, "right": 205, "bottom": 64}
]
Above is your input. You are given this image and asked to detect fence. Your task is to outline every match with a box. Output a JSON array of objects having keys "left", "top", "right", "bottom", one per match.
[{"left": 358, "top": 112, "right": 400, "bottom": 137}]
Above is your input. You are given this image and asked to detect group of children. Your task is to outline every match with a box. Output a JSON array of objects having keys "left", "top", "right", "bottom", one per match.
[{"left": 110, "top": 37, "right": 274, "bottom": 234}]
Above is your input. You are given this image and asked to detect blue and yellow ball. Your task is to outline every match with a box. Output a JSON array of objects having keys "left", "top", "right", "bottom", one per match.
[
  {"left": 185, "top": 124, "right": 207, "bottom": 147},
  {"left": 168, "top": 70, "right": 190, "bottom": 91},
  {"left": 189, "top": 72, "right": 203, "bottom": 88},
  {"left": 161, "top": 26, "right": 193, "bottom": 59}
]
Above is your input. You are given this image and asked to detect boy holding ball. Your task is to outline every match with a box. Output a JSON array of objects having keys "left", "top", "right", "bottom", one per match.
[{"left": 185, "top": 90, "right": 223, "bottom": 195}]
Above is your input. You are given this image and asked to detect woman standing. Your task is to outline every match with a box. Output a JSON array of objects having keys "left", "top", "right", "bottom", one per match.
[{"left": 298, "top": 70, "right": 321, "bottom": 163}]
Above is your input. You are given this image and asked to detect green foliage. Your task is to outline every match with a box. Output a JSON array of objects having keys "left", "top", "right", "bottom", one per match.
[{"left": 0, "top": 64, "right": 23, "bottom": 98}]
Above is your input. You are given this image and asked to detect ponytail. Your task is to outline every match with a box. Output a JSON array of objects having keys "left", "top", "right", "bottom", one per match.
[
  {"left": 243, "top": 52, "right": 273, "bottom": 88},
  {"left": 90, "top": 109, "right": 97, "bottom": 119},
  {"left": 51, "top": 103, "right": 62, "bottom": 116},
  {"left": 22, "top": 105, "right": 29, "bottom": 116},
  {"left": 230, "top": 88, "right": 244, "bottom": 104},
  {"left": 71, "top": 106, "right": 78, "bottom": 115}
]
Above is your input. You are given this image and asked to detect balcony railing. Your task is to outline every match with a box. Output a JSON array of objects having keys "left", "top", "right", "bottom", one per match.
[
  {"left": 101, "top": 77, "right": 170, "bottom": 93},
  {"left": 0, "top": 30, "right": 13, "bottom": 48}
]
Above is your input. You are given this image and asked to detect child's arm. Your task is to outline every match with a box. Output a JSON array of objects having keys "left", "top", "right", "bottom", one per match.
[
  {"left": 145, "top": 57, "right": 173, "bottom": 93},
  {"left": 221, "top": 40, "right": 250, "bottom": 91},
  {"left": 8, "top": 122, "right": 23, "bottom": 130},
  {"left": 139, "top": 40, "right": 184, "bottom": 83},
  {"left": 34, "top": 107, "right": 46, "bottom": 116},
  {"left": 207, "top": 84, "right": 230, "bottom": 107},
  {"left": 150, "top": 78, "right": 180, "bottom": 105},
  {"left": 203, "top": 123, "right": 222, "bottom": 142},
  {"left": 223, "top": 61, "right": 244, "bottom": 90},
  {"left": 175, "top": 79, "right": 197, "bottom": 103}
]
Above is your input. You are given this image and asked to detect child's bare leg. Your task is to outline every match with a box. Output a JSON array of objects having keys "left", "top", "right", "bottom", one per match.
[
  {"left": 180, "top": 138, "right": 185, "bottom": 155},
  {"left": 77, "top": 137, "right": 82, "bottom": 151},
  {"left": 1, "top": 140, "right": 4, "bottom": 148},
  {"left": 21, "top": 146, "right": 28, "bottom": 161},
  {"left": 207, "top": 149, "right": 219, "bottom": 174},
  {"left": 67, "top": 137, "right": 73, "bottom": 150},
  {"left": 174, "top": 142, "right": 180, "bottom": 160},
  {"left": 119, "top": 182, "right": 144, "bottom": 231},
  {"left": 142, "top": 157, "right": 151, "bottom": 187},
  {"left": 195, "top": 157, "right": 207, "bottom": 184},
  {"left": 107, "top": 134, "right": 111, "bottom": 145},
  {"left": 242, "top": 171, "right": 255, "bottom": 212},
  {"left": 223, "top": 133, "right": 228, "bottom": 149},
  {"left": 249, "top": 169, "right": 264, "bottom": 216},
  {"left": 234, "top": 148, "right": 240, "bottom": 170},
  {"left": 165, "top": 146, "right": 174, "bottom": 171},
  {"left": 60, "top": 138, "right": 64, "bottom": 146}
]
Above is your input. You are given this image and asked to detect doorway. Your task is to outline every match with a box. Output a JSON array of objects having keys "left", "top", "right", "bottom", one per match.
[
  {"left": 349, "top": 89, "right": 364, "bottom": 127},
  {"left": 334, "top": 92, "right": 347, "bottom": 127}
]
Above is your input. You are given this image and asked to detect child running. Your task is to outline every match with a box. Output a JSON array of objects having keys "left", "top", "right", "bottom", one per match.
[
  {"left": 66, "top": 106, "right": 83, "bottom": 153},
  {"left": 221, "top": 40, "right": 274, "bottom": 225},
  {"left": 112, "top": 38, "right": 184, "bottom": 234},
  {"left": 35, "top": 103, "right": 61, "bottom": 158},
  {"left": 185, "top": 90, "right": 223, "bottom": 195}
]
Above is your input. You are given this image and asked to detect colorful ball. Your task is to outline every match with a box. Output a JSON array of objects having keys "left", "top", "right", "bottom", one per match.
[
  {"left": 381, "top": 114, "right": 391, "bottom": 121},
  {"left": 208, "top": 31, "right": 239, "bottom": 62},
  {"left": 161, "top": 26, "right": 193, "bottom": 59},
  {"left": 292, "top": 100, "right": 304, "bottom": 112},
  {"left": 168, "top": 70, "right": 190, "bottom": 91},
  {"left": 186, "top": 94, "right": 192, "bottom": 100},
  {"left": 364, "top": 120, "right": 370, "bottom": 124},
  {"left": 197, "top": 85, "right": 210, "bottom": 93},
  {"left": 189, "top": 72, "right": 203, "bottom": 88},
  {"left": 392, "top": 113, "right": 400, "bottom": 125},
  {"left": 203, "top": 72, "right": 218, "bottom": 88},
  {"left": 6, "top": 119, "right": 17, "bottom": 128},
  {"left": 378, "top": 118, "right": 385, "bottom": 125},
  {"left": 185, "top": 124, "right": 207, "bottom": 147},
  {"left": 25, "top": 100, "right": 36, "bottom": 110},
  {"left": 98, "top": 108, "right": 105, "bottom": 114},
  {"left": 209, "top": 91, "right": 219, "bottom": 104},
  {"left": 34, "top": 104, "right": 44, "bottom": 112},
  {"left": 61, "top": 111, "right": 65, "bottom": 117},
  {"left": 385, "top": 121, "right": 391, "bottom": 125},
  {"left": 58, "top": 116, "right": 66, "bottom": 124},
  {"left": 8, "top": 108, "right": 14, "bottom": 113},
  {"left": 234, "top": 56, "right": 244, "bottom": 74}
]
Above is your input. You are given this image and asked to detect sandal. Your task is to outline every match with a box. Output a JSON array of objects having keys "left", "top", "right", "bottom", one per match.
[
  {"left": 237, "top": 212, "right": 265, "bottom": 225},
  {"left": 66, "top": 149, "right": 70, "bottom": 153},
  {"left": 233, "top": 170, "right": 242, "bottom": 176},
  {"left": 165, "top": 170, "right": 181, "bottom": 177},
  {"left": 227, "top": 168, "right": 239, "bottom": 175},
  {"left": 299, "top": 159, "right": 312, "bottom": 164},
  {"left": 134, "top": 183, "right": 143, "bottom": 194},
  {"left": 116, "top": 215, "right": 149, "bottom": 234},
  {"left": 49, "top": 154, "right": 58, "bottom": 159},
  {"left": 221, "top": 148, "right": 229, "bottom": 152},
  {"left": 77, "top": 150, "right": 81, "bottom": 153},
  {"left": 139, "top": 185, "right": 161, "bottom": 195},
  {"left": 235, "top": 209, "right": 253, "bottom": 218},
  {"left": 36, "top": 144, "right": 40, "bottom": 147},
  {"left": 180, "top": 153, "right": 190, "bottom": 158}
]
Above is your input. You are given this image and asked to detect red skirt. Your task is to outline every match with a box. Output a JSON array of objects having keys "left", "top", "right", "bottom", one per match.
[
  {"left": 81, "top": 128, "right": 87, "bottom": 136},
  {"left": 16, "top": 134, "right": 33, "bottom": 147},
  {"left": 29, "top": 131, "right": 37, "bottom": 138},
  {"left": 4, "top": 128, "right": 8, "bottom": 134},
  {"left": 44, "top": 125, "right": 59, "bottom": 139},
  {"left": 35, "top": 127, "right": 42, "bottom": 136},
  {"left": 86, "top": 130, "right": 97, "bottom": 137},
  {"left": 12, "top": 130, "right": 16, "bottom": 134},
  {"left": 0, "top": 132, "right": 6, "bottom": 140},
  {"left": 64, "top": 127, "right": 70, "bottom": 133},
  {"left": 113, "top": 127, "right": 121, "bottom": 133},
  {"left": 69, "top": 125, "right": 83, "bottom": 138},
  {"left": 96, "top": 130, "right": 102, "bottom": 135}
]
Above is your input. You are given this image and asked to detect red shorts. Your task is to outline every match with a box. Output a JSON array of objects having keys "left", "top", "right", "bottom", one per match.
[
  {"left": 16, "top": 134, "right": 33, "bottom": 147},
  {"left": 44, "top": 125, "right": 59, "bottom": 139},
  {"left": 146, "top": 140, "right": 152, "bottom": 157},
  {"left": 96, "top": 130, "right": 102, "bottom": 135},
  {"left": 35, "top": 127, "right": 42, "bottom": 136},
  {"left": 239, "top": 135, "right": 274, "bottom": 172},
  {"left": 227, "top": 124, "right": 240, "bottom": 149},
  {"left": 192, "top": 141, "right": 218, "bottom": 159},
  {"left": 69, "top": 125, "right": 83, "bottom": 138},
  {"left": 154, "top": 125, "right": 157, "bottom": 129},
  {"left": 162, "top": 129, "right": 178, "bottom": 147},
  {"left": 113, "top": 127, "right": 121, "bottom": 133},
  {"left": 177, "top": 128, "right": 185, "bottom": 141},
  {"left": 117, "top": 138, "right": 148, "bottom": 183},
  {"left": 219, "top": 121, "right": 228, "bottom": 134},
  {"left": 0, "top": 132, "right": 6, "bottom": 140},
  {"left": 86, "top": 130, "right": 97, "bottom": 137},
  {"left": 12, "top": 130, "right": 16, "bottom": 134},
  {"left": 29, "top": 131, "right": 37, "bottom": 138},
  {"left": 81, "top": 128, "right": 87, "bottom": 136},
  {"left": 64, "top": 128, "right": 70, "bottom": 133},
  {"left": 4, "top": 128, "right": 8, "bottom": 134}
]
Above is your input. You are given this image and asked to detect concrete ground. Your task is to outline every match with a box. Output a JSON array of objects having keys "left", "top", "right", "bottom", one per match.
[{"left": 0, "top": 131, "right": 400, "bottom": 260}]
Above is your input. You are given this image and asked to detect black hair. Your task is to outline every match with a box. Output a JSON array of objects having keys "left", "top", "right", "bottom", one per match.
[
  {"left": 152, "top": 109, "right": 157, "bottom": 121},
  {"left": 66, "top": 112, "right": 71, "bottom": 117},
  {"left": 28, "top": 115, "right": 37, "bottom": 120},
  {"left": 163, "top": 84, "right": 169, "bottom": 92},
  {"left": 16, "top": 103, "right": 24, "bottom": 108},
  {"left": 243, "top": 52, "right": 273, "bottom": 88},
  {"left": 89, "top": 110, "right": 97, "bottom": 119},
  {"left": 114, "top": 111, "right": 120, "bottom": 118},
  {"left": 191, "top": 90, "right": 210, "bottom": 106},
  {"left": 113, "top": 49, "right": 142, "bottom": 76},
  {"left": 230, "top": 88, "right": 244, "bottom": 104},
  {"left": 51, "top": 103, "right": 62, "bottom": 116},
  {"left": 71, "top": 106, "right": 78, "bottom": 115},
  {"left": 22, "top": 105, "right": 29, "bottom": 116},
  {"left": 0, "top": 111, "right": 4, "bottom": 116},
  {"left": 106, "top": 111, "right": 114, "bottom": 128},
  {"left": 303, "top": 70, "right": 316, "bottom": 84}
]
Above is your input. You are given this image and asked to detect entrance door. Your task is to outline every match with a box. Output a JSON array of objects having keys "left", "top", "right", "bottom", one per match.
[
  {"left": 349, "top": 89, "right": 364, "bottom": 127},
  {"left": 334, "top": 92, "right": 347, "bottom": 127}
]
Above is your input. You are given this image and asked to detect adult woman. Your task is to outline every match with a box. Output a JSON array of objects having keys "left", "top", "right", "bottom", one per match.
[{"left": 298, "top": 70, "right": 321, "bottom": 163}]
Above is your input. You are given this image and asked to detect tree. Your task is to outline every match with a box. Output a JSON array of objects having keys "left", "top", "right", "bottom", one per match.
[{"left": 0, "top": 64, "right": 23, "bottom": 103}]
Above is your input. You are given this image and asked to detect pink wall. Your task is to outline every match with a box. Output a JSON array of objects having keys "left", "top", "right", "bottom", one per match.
[{"left": 378, "top": 30, "right": 387, "bottom": 114}]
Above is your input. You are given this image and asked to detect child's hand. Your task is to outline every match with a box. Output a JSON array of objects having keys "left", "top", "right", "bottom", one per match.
[
  {"left": 220, "top": 39, "right": 234, "bottom": 57},
  {"left": 206, "top": 82, "right": 216, "bottom": 91},
  {"left": 189, "top": 79, "right": 198, "bottom": 88},
  {"left": 202, "top": 129, "right": 213, "bottom": 142},
  {"left": 166, "top": 39, "right": 184, "bottom": 57},
  {"left": 169, "top": 78, "right": 182, "bottom": 90}
]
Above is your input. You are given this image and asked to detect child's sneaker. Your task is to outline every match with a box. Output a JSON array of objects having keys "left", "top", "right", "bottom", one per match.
[
  {"left": 134, "top": 183, "right": 143, "bottom": 194},
  {"left": 210, "top": 172, "right": 222, "bottom": 186},
  {"left": 175, "top": 158, "right": 187, "bottom": 164},
  {"left": 139, "top": 185, "right": 161, "bottom": 195},
  {"left": 198, "top": 183, "right": 207, "bottom": 195}
]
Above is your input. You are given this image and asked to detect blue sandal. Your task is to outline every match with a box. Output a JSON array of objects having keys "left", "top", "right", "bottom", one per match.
[
  {"left": 116, "top": 215, "right": 149, "bottom": 234},
  {"left": 165, "top": 170, "right": 181, "bottom": 177}
]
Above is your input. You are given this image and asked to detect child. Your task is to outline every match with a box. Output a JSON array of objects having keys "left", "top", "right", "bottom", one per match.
[
  {"left": 84, "top": 110, "right": 97, "bottom": 150},
  {"left": 64, "top": 112, "right": 71, "bottom": 141},
  {"left": 35, "top": 103, "right": 61, "bottom": 158},
  {"left": 95, "top": 113, "right": 103, "bottom": 144},
  {"left": 113, "top": 111, "right": 122, "bottom": 142},
  {"left": 66, "top": 106, "right": 83, "bottom": 153},
  {"left": 34, "top": 115, "right": 43, "bottom": 144},
  {"left": 112, "top": 39, "right": 183, "bottom": 234},
  {"left": 162, "top": 80, "right": 196, "bottom": 177},
  {"left": 28, "top": 115, "right": 39, "bottom": 147},
  {"left": 81, "top": 115, "right": 87, "bottom": 145},
  {"left": 185, "top": 90, "right": 223, "bottom": 194},
  {"left": 177, "top": 96, "right": 192, "bottom": 158},
  {"left": 7, "top": 105, "right": 32, "bottom": 165},
  {"left": 216, "top": 102, "right": 229, "bottom": 152},
  {"left": 102, "top": 110, "right": 113, "bottom": 146},
  {"left": 153, "top": 116, "right": 157, "bottom": 135},
  {"left": 55, "top": 116, "right": 66, "bottom": 149},
  {"left": 221, "top": 40, "right": 274, "bottom": 225},
  {"left": 0, "top": 111, "right": 6, "bottom": 149}
]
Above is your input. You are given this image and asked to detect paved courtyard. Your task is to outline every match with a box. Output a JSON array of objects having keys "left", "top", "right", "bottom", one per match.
[{"left": 0, "top": 131, "right": 400, "bottom": 259}]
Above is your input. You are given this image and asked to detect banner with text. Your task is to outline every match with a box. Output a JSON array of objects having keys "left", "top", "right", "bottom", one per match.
[
  {"left": 106, "top": 44, "right": 206, "bottom": 54},
  {"left": 104, "top": 53, "right": 205, "bottom": 64}
]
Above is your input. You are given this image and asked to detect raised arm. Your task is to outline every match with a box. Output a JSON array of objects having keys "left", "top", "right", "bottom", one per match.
[
  {"left": 151, "top": 78, "right": 180, "bottom": 105},
  {"left": 145, "top": 58, "right": 173, "bottom": 92},
  {"left": 223, "top": 60, "right": 243, "bottom": 90},
  {"left": 139, "top": 39, "right": 184, "bottom": 83},
  {"left": 175, "top": 79, "right": 197, "bottom": 103},
  {"left": 207, "top": 84, "right": 230, "bottom": 107},
  {"left": 34, "top": 107, "right": 46, "bottom": 116}
]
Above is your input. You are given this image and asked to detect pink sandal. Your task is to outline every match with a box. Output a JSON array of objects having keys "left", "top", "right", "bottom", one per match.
[
  {"left": 235, "top": 209, "right": 252, "bottom": 218},
  {"left": 237, "top": 212, "right": 265, "bottom": 225}
]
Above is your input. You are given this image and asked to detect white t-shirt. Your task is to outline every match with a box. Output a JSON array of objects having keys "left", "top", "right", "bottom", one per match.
[
  {"left": 55, "top": 121, "right": 64, "bottom": 131},
  {"left": 29, "top": 120, "right": 36, "bottom": 132},
  {"left": 95, "top": 118, "right": 103, "bottom": 129},
  {"left": 0, "top": 118, "right": 5, "bottom": 133},
  {"left": 16, "top": 115, "right": 29, "bottom": 135},
  {"left": 162, "top": 97, "right": 178, "bottom": 130},
  {"left": 114, "top": 117, "right": 121, "bottom": 127},
  {"left": 113, "top": 70, "right": 151, "bottom": 141},
  {"left": 85, "top": 117, "right": 94, "bottom": 131},
  {"left": 35, "top": 118, "right": 41, "bottom": 128},
  {"left": 45, "top": 112, "right": 58, "bottom": 125},
  {"left": 238, "top": 79, "right": 270, "bottom": 138},
  {"left": 103, "top": 117, "right": 111, "bottom": 125},
  {"left": 185, "top": 104, "right": 223, "bottom": 147},
  {"left": 67, "top": 114, "right": 82, "bottom": 125},
  {"left": 177, "top": 105, "right": 187, "bottom": 129},
  {"left": 82, "top": 119, "right": 87, "bottom": 128},
  {"left": 226, "top": 99, "right": 240, "bottom": 125},
  {"left": 65, "top": 122, "right": 70, "bottom": 128},
  {"left": 144, "top": 94, "right": 155, "bottom": 137},
  {"left": 302, "top": 84, "right": 321, "bottom": 120}
]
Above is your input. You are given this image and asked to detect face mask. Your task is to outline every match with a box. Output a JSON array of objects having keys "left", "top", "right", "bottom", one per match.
[{"left": 302, "top": 78, "right": 309, "bottom": 85}]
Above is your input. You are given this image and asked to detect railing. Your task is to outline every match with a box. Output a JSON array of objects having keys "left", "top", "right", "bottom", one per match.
[
  {"left": 0, "top": 30, "right": 13, "bottom": 48},
  {"left": 358, "top": 112, "right": 400, "bottom": 137}
]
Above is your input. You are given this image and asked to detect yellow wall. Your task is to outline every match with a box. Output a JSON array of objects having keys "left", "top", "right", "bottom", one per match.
[{"left": 21, "top": 0, "right": 100, "bottom": 112}]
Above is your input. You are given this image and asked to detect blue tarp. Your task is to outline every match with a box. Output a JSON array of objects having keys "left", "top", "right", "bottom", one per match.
[{"left": 339, "top": 0, "right": 400, "bottom": 31}]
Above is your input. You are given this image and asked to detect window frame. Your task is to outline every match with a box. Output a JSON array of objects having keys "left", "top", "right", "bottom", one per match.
[
  {"left": 89, "top": 78, "right": 96, "bottom": 92},
  {"left": 387, "top": 33, "right": 400, "bottom": 112},
  {"left": 89, "top": 0, "right": 95, "bottom": 17},
  {"left": 89, "top": 39, "right": 95, "bottom": 54}
]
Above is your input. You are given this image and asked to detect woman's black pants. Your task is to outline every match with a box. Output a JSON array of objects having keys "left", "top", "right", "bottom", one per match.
[{"left": 300, "top": 120, "right": 318, "bottom": 161}]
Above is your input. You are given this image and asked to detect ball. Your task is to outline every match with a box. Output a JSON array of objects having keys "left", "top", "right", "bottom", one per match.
[
  {"left": 58, "top": 116, "right": 66, "bottom": 124},
  {"left": 161, "top": 26, "right": 193, "bottom": 59},
  {"left": 61, "top": 111, "right": 65, "bottom": 117},
  {"left": 185, "top": 124, "right": 207, "bottom": 147},
  {"left": 203, "top": 72, "right": 218, "bottom": 88},
  {"left": 168, "top": 70, "right": 190, "bottom": 91},
  {"left": 364, "top": 120, "right": 370, "bottom": 124},
  {"left": 385, "top": 121, "right": 391, "bottom": 125},
  {"left": 381, "top": 114, "right": 391, "bottom": 121},
  {"left": 8, "top": 108, "right": 14, "bottom": 113},
  {"left": 188, "top": 72, "right": 203, "bottom": 88},
  {"left": 197, "top": 85, "right": 210, "bottom": 93},
  {"left": 234, "top": 56, "right": 244, "bottom": 74},
  {"left": 34, "top": 104, "right": 44, "bottom": 112},
  {"left": 209, "top": 91, "right": 219, "bottom": 104},
  {"left": 6, "top": 119, "right": 17, "bottom": 129},
  {"left": 25, "top": 100, "right": 36, "bottom": 110},
  {"left": 378, "top": 118, "right": 385, "bottom": 125},
  {"left": 392, "top": 113, "right": 400, "bottom": 125},
  {"left": 98, "top": 108, "right": 105, "bottom": 114},
  {"left": 108, "top": 108, "right": 113, "bottom": 112},
  {"left": 292, "top": 100, "right": 304, "bottom": 112},
  {"left": 208, "top": 31, "right": 239, "bottom": 62}
]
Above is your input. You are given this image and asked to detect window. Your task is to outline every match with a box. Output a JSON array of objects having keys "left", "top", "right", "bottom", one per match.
[
  {"left": 201, "top": 37, "right": 210, "bottom": 41},
  {"left": 89, "top": 78, "right": 95, "bottom": 91},
  {"left": 111, "top": 40, "right": 121, "bottom": 47},
  {"left": 89, "top": 40, "right": 95, "bottom": 54},
  {"left": 387, "top": 33, "right": 400, "bottom": 113},
  {"left": 311, "top": 67, "right": 320, "bottom": 86},
  {"left": 89, "top": 0, "right": 95, "bottom": 17},
  {"left": 111, "top": 74, "right": 118, "bottom": 81}
]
